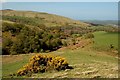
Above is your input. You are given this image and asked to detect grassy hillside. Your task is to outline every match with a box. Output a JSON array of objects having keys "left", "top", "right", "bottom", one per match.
[
  {"left": 0, "top": 10, "right": 90, "bottom": 27},
  {"left": 92, "top": 31, "right": 118, "bottom": 52},
  {"left": 2, "top": 31, "right": 119, "bottom": 78},
  {"left": 2, "top": 48, "right": 118, "bottom": 78},
  {"left": 1, "top": 10, "right": 119, "bottom": 78},
  {"left": 1, "top": 9, "right": 94, "bottom": 55}
]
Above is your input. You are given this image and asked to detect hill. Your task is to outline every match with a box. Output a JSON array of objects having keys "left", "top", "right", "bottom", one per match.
[
  {"left": 0, "top": 10, "right": 90, "bottom": 27},
  {"left": 1, "top": 10, "right": 95, "bottom": 55},
  {"left": 1, "top": 10, "right": 119, "bottom": 78},
  {"left": 2, "top": 42, "right": 118, "bottom": 78},
  {"left": 81, "top": 20, "right": 118, "bottom": 27}
]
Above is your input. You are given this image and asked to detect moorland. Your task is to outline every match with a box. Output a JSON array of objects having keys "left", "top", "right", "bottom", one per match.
[{"left": 0, "top": 9, "right": 119, "bottom": 78}]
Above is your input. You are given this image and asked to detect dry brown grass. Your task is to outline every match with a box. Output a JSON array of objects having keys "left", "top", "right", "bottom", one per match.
[{"left": 0, "top": 10, "right": 90, "bottom": 27}]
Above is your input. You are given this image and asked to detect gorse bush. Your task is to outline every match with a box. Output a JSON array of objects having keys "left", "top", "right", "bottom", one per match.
[{"left": 17, "top": 54, "right": 71, "bottom": 76}]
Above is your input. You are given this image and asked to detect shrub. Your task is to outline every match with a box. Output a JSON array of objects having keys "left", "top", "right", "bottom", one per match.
[
  {"left": 2, "top": 22, "right": 24, "bottom": 35},
  {"left": 62, "top": 40, "right": 67, "bottom": 46},
  {"left": 84, "top": 33, "right": 94, "bottom": 39},
  {"left": 2, "top": 37, "right": 13, "bottom": 55},
  {"left": 17, "top": 54, "right": 72, "bottom": 76}
]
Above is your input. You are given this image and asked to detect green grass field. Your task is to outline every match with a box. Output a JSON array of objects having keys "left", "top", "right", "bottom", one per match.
[
  {"left": 92, "top": 31, "right": 118, "bottom": 51},
  {"left": 2, "top": 49, "right": 118, "bottom": 78},
  {"left": 2, "top": 31, "right": 119, "bottom": 78}
]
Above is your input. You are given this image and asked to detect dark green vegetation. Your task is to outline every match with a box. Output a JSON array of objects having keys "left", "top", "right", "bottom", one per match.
[
  {"left": 2, "top": 21, "right": 95, "bottom": 55},
  {"left": 88, "top": 25, "right": 118, "bottom": 32},
  {"left": 1, "top": 10, "right": 119, "bottom": 78},
  {"left": 2, "top": 22, "right": 62, "bottom": 54},
  {"left": 1, "top": 10, "right": 94, "bottom": 55}
]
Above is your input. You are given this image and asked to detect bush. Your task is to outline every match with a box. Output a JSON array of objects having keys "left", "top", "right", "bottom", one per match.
[
  {"left": 84, "top": 33, "right": 94, "bottom": 39},
  {"left": 2, "top": 37, "right": 13, "bottom": 55},
  {"left": 17, "top": 54, "right": 72, "bottom": 76},
  {"left": 62, "top": 40, "right": 67, "bottom": 46},
  {"left": 2, "top": 22, "right": 24, "bottom": 35}
]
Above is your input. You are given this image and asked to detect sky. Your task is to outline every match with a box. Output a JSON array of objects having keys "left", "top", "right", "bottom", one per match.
[
  {"left": 0, "top": 0, "right": 119, "bottom": 2},
  {"left": 2, "top": 2, "right": 118, "bottom": 20}
]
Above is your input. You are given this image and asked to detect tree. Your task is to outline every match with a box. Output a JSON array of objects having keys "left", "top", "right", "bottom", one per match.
[{"left": 2, "top": 37, "right": 13, "bottom": 55}]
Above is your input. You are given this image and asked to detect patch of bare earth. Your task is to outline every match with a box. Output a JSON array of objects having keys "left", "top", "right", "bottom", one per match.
[{"left": 59, "top": 39, "right": 93, "bottom": 51}]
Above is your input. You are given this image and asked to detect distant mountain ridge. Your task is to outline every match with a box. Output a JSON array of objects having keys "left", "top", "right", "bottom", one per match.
[{"left": 81, "top": 20, "right": 118, "bottom": 26}]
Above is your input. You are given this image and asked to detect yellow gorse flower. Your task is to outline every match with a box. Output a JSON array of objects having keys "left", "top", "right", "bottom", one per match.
[{"left": 17, "top": 53, "right": 69, "bottom": 76}]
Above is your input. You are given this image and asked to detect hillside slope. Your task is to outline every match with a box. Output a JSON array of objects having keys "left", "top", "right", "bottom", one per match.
[{"left": 0, "top": 10, "right": 90, "bottom": 27}]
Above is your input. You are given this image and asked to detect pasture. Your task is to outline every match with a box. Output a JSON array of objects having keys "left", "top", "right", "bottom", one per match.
[
  {"left": 2, "top": 31, "right": 119, "bottom": 78},
  {"left": 2, "top": 49, "right": 118, "bottom": 78},
  {"left": 92, "top": 31, "right": 118, "bottom": 52}
]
